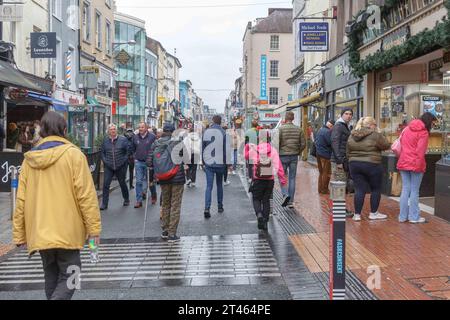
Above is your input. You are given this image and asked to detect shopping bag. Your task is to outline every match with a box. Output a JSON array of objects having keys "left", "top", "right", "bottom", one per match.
[{"left": 391, "top": 172, "right": 402, "bottom": 196}]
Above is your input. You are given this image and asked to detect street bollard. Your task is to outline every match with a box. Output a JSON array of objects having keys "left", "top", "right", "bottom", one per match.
[
  {"left": 10, "top": 166, "right": 19, "bottom": 220},
  {"left": 329, "top": 180, "right": 347, "bottom": 300}
]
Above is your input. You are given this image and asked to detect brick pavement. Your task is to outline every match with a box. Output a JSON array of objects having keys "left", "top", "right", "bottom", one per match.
[{"left": 289, "top": 162, "right": 450, "bottom": 300}]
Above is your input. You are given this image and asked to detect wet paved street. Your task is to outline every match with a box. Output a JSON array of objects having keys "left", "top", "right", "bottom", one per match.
[
  {"left": 1, "top": 163, "right": 448, "bottom": 300},
  {"left": 0, "top": 168, "right": 328, "bottom": 300}
]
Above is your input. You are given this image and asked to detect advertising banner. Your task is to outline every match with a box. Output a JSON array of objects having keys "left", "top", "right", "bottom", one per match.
[{"left": 260, "top": 55, "right": 268, "bottom": 102}]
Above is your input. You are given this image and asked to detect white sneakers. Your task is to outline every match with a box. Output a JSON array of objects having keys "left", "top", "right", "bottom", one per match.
[
  {"left": 232, "top": 170, "right": 236, "bottom": 175},
  {"left": 409, "top": 217, "right": 426, "bottom": 224},
  {"left": 352, "top": 212, "right": 388, "bottom": 222},
  {"left": 369, "top": 212, "right": 388, "bottom": 220},
  {"left": 224, "top": 181, "right": 231, "bottom": 186}
]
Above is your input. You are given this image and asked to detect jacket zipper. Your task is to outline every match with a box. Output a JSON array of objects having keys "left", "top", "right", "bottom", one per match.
[{"left": 112, "top": 138, "right": 116, "bottom": 170}]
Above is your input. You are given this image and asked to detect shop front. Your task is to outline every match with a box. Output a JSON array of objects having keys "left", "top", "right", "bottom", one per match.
[
  {"left": 324, "top": 51, "right": 363, "bottom": 126},
  {"left": 258, "top": 108, "right": 281, "bottom": 128},
  {"left": 347, "top": 0, "right": 450, "bottom": 218}
]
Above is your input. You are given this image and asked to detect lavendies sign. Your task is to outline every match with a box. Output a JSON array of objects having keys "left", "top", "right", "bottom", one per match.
[{"left": 30, "top": 32, "right": 56, "bottom": 59}]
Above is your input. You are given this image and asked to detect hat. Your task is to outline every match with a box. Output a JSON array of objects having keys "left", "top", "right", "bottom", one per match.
[
  {"left": 341, "top": 108, "right": 354, "bottom": 117},
  {"left": 163, "top": 123, "right": 175, "bottom": 133}
]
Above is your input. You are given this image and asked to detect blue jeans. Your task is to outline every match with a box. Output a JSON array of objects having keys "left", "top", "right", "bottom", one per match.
[
  {"left": 135, "top": 160, "right": 156, "bottom": 202},
  {"left": 280, "top": 155, "right": 298, "bottom": 203},
  {"left": 399, "top": 171, "right": 424, "bottom": 222},
  {"left": 205, "top": 166, "right": 225, "bottom": 209},
  {"left": 233, "top": 149, "right": 238, "bottom": 170}
]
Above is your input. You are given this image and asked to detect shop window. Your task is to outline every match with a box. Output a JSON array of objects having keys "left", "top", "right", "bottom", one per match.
[
  {"left": 377, "top": 83, "right": 445, "bottom": 153},
  {"left": 269, "top": 88, "right": 279, "bottom": 105},
  {"left": 83, "top": 2, "right": 91, "bottom": 42}
]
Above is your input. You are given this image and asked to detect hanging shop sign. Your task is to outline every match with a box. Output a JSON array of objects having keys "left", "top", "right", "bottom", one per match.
[
  {"left": 260, "top": 55, "right": 268, "bottom": 103},
  {"left": 381, "top": 25, "right": 410, "bottom": 52},
  {"left": 118, "top": 87, "right": 127, "bottom": 106},
  {"left": 299, "top": 22, "right": 329, "bottom": 52},
  {"left": 95, "top": 94, "right": 112, "bottom": 107},
  {"left": 30, "top": 32, "right": 56, "bottom": 58},
  {"left": 116, "top": 49, "right": 131, "bottom": 65}
]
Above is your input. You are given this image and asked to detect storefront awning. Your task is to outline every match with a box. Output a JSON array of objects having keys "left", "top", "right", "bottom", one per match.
[
  {"left": 87, "top": 96, "right": 100, "bottom": 106},
  {"left": 0, "top": 60, "right": 43, "bottom": 92},
  {"left": 27, "top": 92, "right": 69, "bottom": 112}
]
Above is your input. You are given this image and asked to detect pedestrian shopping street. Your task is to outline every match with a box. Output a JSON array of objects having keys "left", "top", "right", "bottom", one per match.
[{"left": 0, "top": 164, "right": 448, "bottom": 300}]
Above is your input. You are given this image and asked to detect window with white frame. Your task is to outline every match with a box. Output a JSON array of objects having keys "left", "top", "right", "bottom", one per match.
[
  {"left": 95, "top": 12, "right": 102, "bottom": 49},
  {"left": 270, "top": 60, "right": 279, "bottom": 78},
  {"left": 83, "top": 2, "right": 91, "bottom": 42},
  {"left": 270, "top": 35, "right": 279, "bottom": 50},
  {"left": 67, "top": 0, "right": 78, "bottom": 30},
  {"left": 105, "top": 20, "right": 111, "bottom": 55},
  {"left": 269, "top": 88, "right": 279, "bottom": 105},
  {"left": 52, "top": 0, "right": 62, "bottom": 20}
]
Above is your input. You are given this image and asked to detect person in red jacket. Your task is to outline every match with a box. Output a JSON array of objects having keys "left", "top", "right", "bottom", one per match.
[{"left": 397, "top": 113, "right": 437, "bottom": 224}]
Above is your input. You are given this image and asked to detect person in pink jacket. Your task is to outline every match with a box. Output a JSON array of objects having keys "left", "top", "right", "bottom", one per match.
[
  {"left": 245, "top": 131, "right": 287, "bottom": 231},
  {"left": 397, "top": 113, "right": 437, "bottom": 224}
]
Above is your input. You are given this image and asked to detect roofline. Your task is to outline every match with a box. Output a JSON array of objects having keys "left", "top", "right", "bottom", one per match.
[
  {"left": 167, "top": 53, "right": 182, "bottom": 68},
  {"left": 114, "top": 12, "right": 146, "bottom": 29}
]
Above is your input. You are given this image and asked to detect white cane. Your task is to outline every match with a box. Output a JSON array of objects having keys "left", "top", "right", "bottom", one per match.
[{"left": 142, "top": 167, "right": 150, "bottom": 240}]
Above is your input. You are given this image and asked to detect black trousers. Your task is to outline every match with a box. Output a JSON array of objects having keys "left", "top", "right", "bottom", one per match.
[
  {"left": 102, "top": 164, "right": 129, "bottom": 206},
  {"left": 129, "top": 160, "right": 135, "bottom": 189},
  {"left": 349, "top": 161, "right": 383, "bottom": 215},
  {"left": 39, "top": 249, "right": 81, "bottom": 300},
  {"left": 188, "top": 164, "right": 197, "bottom": 183},
  {"left": 251, "top": 179, "right": 274, "bottom": 221}
]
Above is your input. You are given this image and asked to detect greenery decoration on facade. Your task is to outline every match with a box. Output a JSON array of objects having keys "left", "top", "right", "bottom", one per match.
[{"left": 348, "top": 0, "right": 450, "bottom": 77}]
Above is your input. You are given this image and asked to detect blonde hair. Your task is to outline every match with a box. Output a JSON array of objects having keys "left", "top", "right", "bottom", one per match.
[{"left": 355, "top": 117, "right": 377, "bottom": 131}]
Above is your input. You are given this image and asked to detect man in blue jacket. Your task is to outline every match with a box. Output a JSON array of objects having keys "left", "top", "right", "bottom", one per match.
[
  {"left": 100, "top": 124, "right": 131, "bottom": 210},
  {"left": 131, "top": 122, "right": 157, "bottom": 208},
  {"left": 315, "top": 120, "right": 334, "bottom": 194},
  {"left": 202, "top": 115, "right": 229, "bottom": 218}
]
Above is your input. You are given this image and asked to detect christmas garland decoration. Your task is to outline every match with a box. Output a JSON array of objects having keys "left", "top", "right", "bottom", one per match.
[{"left": 348, "top": 0, "right": 450, "bottom": 77}]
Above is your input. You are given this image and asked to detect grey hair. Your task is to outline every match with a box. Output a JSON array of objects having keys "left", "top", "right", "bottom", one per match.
[{"left": 108, "top": 123, "right": 117, "bottom": 130}]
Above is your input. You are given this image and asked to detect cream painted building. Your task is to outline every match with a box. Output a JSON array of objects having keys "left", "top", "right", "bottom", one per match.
[
  {"left": 241, "top": 8, "right": 293, "bottom": 127},
  {"left": 2, "top": 0, "right": 50, "bottom": 80}
]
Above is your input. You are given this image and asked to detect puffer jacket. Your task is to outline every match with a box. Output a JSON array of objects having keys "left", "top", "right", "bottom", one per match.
[
  {"left": 147, "top": 134, "right": 185, "bottom": 185},
  {"left": 315, "top": 125, "right": 332, "bottom": 159},
  {"left": 346, "top": 128, "right": 391, "bottom": 164},
  {"left": 278, "top": 123, "right": 306, "bottom": 156},
  {"left": 331, "top": 118, "right": 351, "bottom": 164},
  {"left": 13, "top": 136, "right": 101, "bottom": 254},
  {"left": 244, "top": 142, "right": 286, "bottom": 185},
  {"left": 101, "top": 135, "right": 130, "bottom": 170},
  {"left": 397, "top": 119, "right": 429, "bottom": 173}
]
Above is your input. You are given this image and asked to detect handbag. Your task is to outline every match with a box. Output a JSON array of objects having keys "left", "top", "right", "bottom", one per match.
[{"left": 391, "top": 130, "right": 404, "bottom": 157}]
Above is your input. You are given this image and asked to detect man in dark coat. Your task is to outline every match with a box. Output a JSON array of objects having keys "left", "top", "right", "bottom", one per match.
[
  {"left": 315, "top": 120, "right": 334, "bottom": 194},
  {"left": 331, "top": 108, "right": 354, "bottom": 216},
  {"left": 100, "top": 124, "right": 131, "bottom": 210}
]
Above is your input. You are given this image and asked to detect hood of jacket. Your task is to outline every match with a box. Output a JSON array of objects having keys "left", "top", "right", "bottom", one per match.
[
  {"left": 409, "top": 119, "right": 426, "bottom": 132},
  {"left": 24, "top": 136, "right": 74, "bottom": 170},
  {"left": 351, "top": 127, "right": 375, "bottom": 142}
]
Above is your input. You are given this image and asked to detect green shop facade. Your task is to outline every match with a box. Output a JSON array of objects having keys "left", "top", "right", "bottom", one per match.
[{"left": 347, "top": 0, "right": 450, "bottom": 221}]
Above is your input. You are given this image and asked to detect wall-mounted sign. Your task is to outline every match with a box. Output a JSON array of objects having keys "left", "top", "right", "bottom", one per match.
[
  {"left": 81, "top": 65, "right": 100, "bottom": 75},
  {"left": 53, "top": 88, "right": 84, "bottom": 106},
  {"left": 260, "top": 55, "right": 268, "bottom": 102},
  {"left": 301, "top": 73, "right": 324, "bottom": 98},
  {"left": 30, "top": 32, "right": 56, "bottom": 58},
  {"left": 117, "top": 81, "right": 132, "bottom": 89},
  {"left": 381, "top": 25, "right": 410, "bottom": 52},
  {"left": 429, "top": 58, "right": 444, "bottom": 81},
  {"left": 0, "top": 153, "right": 24, "bottom": 193},
  {"left": 95, "top": 94, "right": 112, "bottom": 107},
  {"left": 299, "top": 22, "right": 329, "bottom": 52},
  {"left": 118, "top": 87, "right": 127, "bottom": 106},
  {"left": 0, "top": 4, "right": 23, "bottom": 22}
]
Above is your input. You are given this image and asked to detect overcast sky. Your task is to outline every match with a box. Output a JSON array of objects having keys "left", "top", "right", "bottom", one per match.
[{"left": 115, "top": 0, "right": 292, "bottom": 112}]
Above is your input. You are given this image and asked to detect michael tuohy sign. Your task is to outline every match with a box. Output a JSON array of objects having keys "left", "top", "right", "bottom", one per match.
[{"left": 30, "top": 32, "right": 57, "bottom": 58}]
